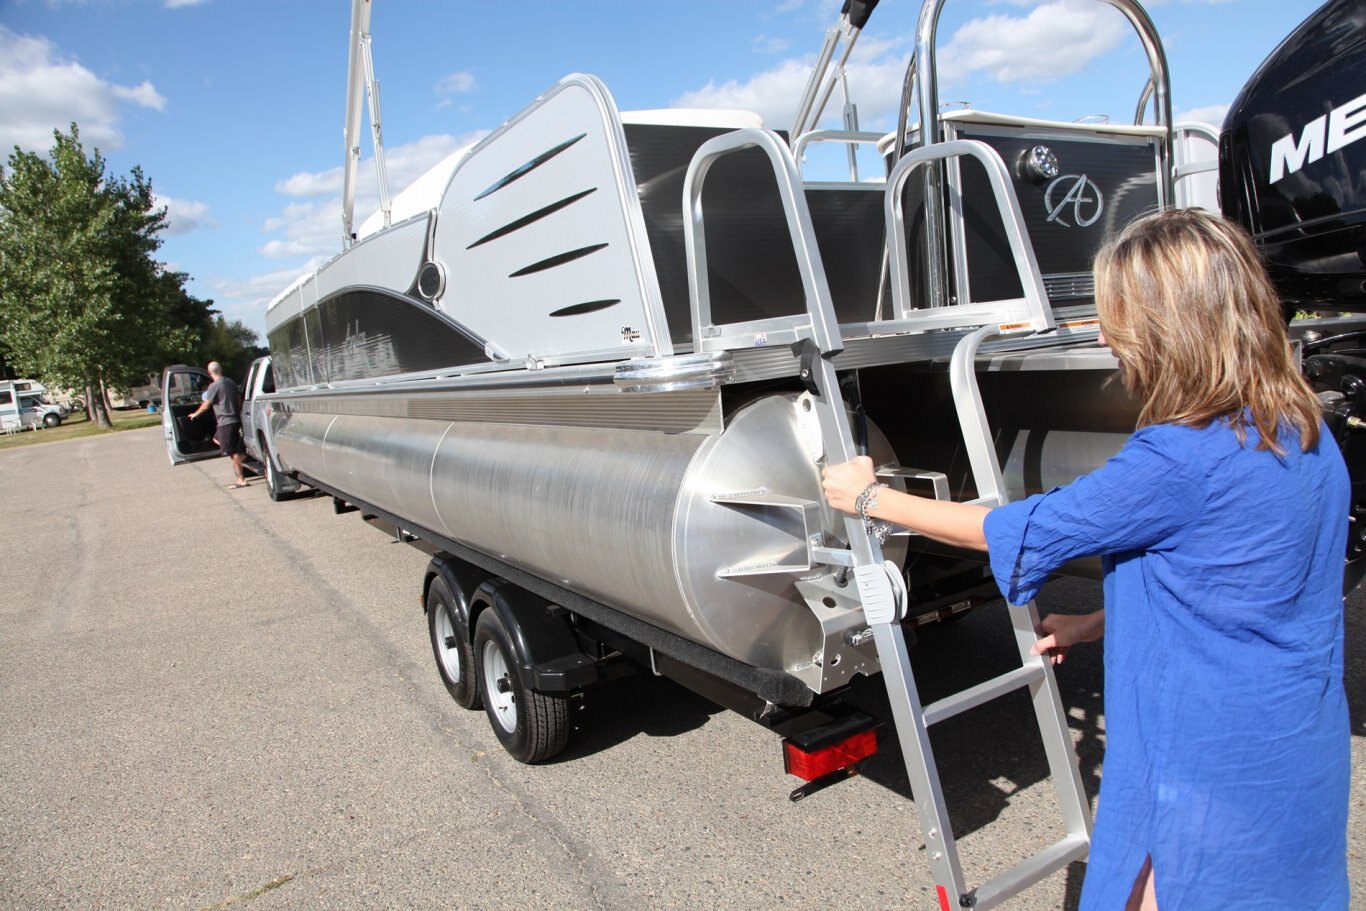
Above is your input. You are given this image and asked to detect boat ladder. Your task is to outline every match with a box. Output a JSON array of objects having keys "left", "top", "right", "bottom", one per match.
[
  {"left": 865, "top": 325, "right": 1094, "bottom": 910},
  {"left": 682, "top": 128, "right": 1093, "bottom": 908}
]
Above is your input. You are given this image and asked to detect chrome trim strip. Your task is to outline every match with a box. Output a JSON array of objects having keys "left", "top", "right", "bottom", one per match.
[
  {"left": 274, "top": 385, "right": 723, "bottom": 435},
  {"left": 614, "top": 352, "right": 735, "bottom": 393}
]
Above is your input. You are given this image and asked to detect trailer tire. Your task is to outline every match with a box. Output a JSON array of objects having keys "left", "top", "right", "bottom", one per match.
[
  {"left": 42, "top": 413, "right": 61, "bottom": 428},
  {"left": 474, "top": 609, "right": 570, "bottom": 763},
  {"left": 427, "top": 575, "right": 481, "bottom": 710}
]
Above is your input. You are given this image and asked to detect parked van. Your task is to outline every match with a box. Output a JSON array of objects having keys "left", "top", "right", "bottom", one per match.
[{"left": 0, "top": 380, "right": 65, "bottom": 431}]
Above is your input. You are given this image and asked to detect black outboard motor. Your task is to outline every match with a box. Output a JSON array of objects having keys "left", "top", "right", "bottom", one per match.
[
  {"left": 1220, "top": 0, "right": 1366, "bottom": 314},
  {"left": 1220, "top": 0, "right": 1366, "bottom": 589}
]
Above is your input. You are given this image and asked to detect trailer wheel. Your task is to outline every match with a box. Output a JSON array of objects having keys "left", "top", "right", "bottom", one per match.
[
  {"left": 427, "top": 575, "right": 480, "bottom": 710},
  {"left": 474, "top": 609, "right": 570, "bottom": 763},
  {"left": 42, "top": 413, "right": 61, "bottom": 428}
]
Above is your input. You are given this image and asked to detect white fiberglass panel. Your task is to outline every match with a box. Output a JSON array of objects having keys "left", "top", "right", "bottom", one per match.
[
  {"left": 315, "top": 215, "right": 429, "bottom": 302},
  {"left": 433, "top": 75, "right": 667, "bottom": 363}
]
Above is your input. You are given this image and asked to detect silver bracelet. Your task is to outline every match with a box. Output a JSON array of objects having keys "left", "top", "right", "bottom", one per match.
[{"left": 855, "top": 482, "right": 891, "bottom": 544}]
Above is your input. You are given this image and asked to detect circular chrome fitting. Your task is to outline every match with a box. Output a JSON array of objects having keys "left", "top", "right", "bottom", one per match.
[
  {"left": 416, "top": 261, "right": 446, "bottom": 301},
  {"left": 1018, "top": 145, "right": 1059, "bottom": 184}
]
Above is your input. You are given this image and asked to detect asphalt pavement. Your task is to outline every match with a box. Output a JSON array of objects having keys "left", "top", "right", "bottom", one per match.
[{"left": 1, "top": 427, "right": 1362, "bottom": 910}]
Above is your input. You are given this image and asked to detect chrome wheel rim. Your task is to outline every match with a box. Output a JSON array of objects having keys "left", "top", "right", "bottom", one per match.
[
  {"left": 482, "top": 640, "right": 516, "bottom": 733},
  {"left": 434, "top": 605, "right": 461, "bottom": 680}
]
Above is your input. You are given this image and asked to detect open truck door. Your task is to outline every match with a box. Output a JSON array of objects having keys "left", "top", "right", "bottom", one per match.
[{"left": 161, "top": 364, "right": 219, "bottom": 465}]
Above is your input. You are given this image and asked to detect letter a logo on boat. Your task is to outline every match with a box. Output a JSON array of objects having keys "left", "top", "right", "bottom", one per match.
[{"left": 1044, "top": 174, "right": 1103, "bottom": 228}]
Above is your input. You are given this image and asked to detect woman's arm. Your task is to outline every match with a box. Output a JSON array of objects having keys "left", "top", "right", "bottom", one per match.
[{"left": 821, "top": 456, "right": 990, "bottom": 551}]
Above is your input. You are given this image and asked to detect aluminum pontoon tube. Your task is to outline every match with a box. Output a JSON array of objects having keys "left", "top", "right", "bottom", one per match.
[{"left": 272, "top": 391, "right": 907, "bottom": 695}]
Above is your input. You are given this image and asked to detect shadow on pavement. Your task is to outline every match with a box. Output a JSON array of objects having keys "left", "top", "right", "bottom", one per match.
[{"left": 548, "top": 672, "right": 726, "bottom": 764}]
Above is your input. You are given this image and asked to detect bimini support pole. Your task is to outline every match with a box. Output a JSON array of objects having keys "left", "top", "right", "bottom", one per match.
[
  {"left": 789, "top": 1, "right": 881, "bottom": 143},
  {"left": 341, "top": 0, "right": 392, "bottom": 248}
]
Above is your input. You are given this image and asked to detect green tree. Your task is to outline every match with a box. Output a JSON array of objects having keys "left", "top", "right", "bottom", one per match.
[
  {"left": 0, "top": 124, "right": 198, "bottom": 426},
  {"left": 197, "top": 314, "right": 267, "bottom": 383}
]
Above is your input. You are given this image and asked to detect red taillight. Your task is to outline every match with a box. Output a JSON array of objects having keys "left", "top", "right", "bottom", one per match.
[{"left": 782, "top": 727, "right": 877, "bottom": 781}]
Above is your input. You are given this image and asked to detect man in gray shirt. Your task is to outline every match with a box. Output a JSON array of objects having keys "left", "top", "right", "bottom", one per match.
[{"left": 187, "top": 361, "right": 248, "bottom": 488}]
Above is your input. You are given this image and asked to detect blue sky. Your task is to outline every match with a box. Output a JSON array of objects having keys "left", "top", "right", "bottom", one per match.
[{"left": 0, "top": 0, "right": 1324, "bottom": 339}]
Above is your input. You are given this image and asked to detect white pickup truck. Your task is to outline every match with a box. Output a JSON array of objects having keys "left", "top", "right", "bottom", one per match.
[
  {"left": 240, "top": 355, "right": 301, "bottom": 501},
  {"left": 161, "top": 357, "right": 301, "bottom": 501}
]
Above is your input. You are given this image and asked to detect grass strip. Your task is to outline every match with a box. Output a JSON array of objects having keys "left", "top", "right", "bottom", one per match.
[{"left": 0, "top": 409, "right": 162, "bottom": 451}]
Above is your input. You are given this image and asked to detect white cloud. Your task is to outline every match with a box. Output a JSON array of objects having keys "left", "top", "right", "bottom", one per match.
[
  {"left": 164, "top": 0, "right": 210, "bottom": 8},
  {"left": 672, "top": 34, "right": 910, "bottom": 130},
  {"left": 261, "top": 132, "right": 485, "bottom": 261},
  {"left": 1175, "top": 103, "right": 1229, "bottom": 127},
  {"left": 936, "top": 0, "right": 1127, "bottom": 85},
  {"left": 111, "top": 82, "right": 166, "bottom": 110},
  {"left": 673, "top": 1, "right": 1127, "bottom": 130},
  {"left": 673, "top": 58, "right": 815, "bottom": 128},
  {"left": 258, "top": 199, "right": 336, "bottom": 260},
  {"left": 209, "top": 258, "right": 330, "bottom": 318},
  {"left": 274, "top": 166, "right": 343, "bottom": 199},
  {"left": 274, "top": 133, "right": 475, "bottom": 201},
  {"left": 752, "top": 35, "right": 791, "bottom": 54},
  {"left": 436, "top": 71, "right": 476, "bottom": 95},
  {"left": 154, "top": 194, "right": 217, "bottom": 236},
  {"left": 221, "top": 133, "right": 483, "bottom": 319},
  {"left": 0, "top": 26, "right": 166, "bottom": 153}
]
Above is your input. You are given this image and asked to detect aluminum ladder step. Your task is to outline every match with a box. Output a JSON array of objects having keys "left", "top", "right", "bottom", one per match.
[
  {"left": 922, "top": 664, "right": 1044, "bottom": 728},
  {"left": 970, "top": 834, "right": 1091, "bottom": 911}
]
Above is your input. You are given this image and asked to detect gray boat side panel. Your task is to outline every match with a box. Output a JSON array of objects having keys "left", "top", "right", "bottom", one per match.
[
  {"left": 434, "top": 78, "right": 664, "bottom": 362},
  {"left": 308, "top": 288, "right": 490, "bottom": 385},
  {"left": 265, "top": 278, "right": 308, "bottom": 338},
  {"left": 315, "top": 215, "right": 429, "bottom": 301}
]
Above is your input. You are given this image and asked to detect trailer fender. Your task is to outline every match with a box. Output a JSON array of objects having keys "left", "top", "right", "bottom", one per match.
[
  {"left": 422, "top": 554, "right": 489, "bottom": 628},
  {"left": 469, "top": 578, "right": 598, "bottom": 693}
]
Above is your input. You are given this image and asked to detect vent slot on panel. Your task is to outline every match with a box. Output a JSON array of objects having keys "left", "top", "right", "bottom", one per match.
[
  {"left": 467, "top": 188, "right": 598, "bottom": 249},
  {"left": 473, "top": 133, "right": 587, "bottom": 201}
]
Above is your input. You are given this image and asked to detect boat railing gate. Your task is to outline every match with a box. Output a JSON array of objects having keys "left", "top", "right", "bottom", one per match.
[{"left": 888, "top": 0, "right": 1175, "bottom": 316}]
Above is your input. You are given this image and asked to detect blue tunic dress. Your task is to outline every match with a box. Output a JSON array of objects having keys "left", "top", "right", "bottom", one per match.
[{"left": 982, "top": 420, "right": 1350, "bottom": 909}]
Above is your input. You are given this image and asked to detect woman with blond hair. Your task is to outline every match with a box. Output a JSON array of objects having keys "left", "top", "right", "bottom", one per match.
[{"left": 823, "top": 208, "right": 1349, "bottom": 909}]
